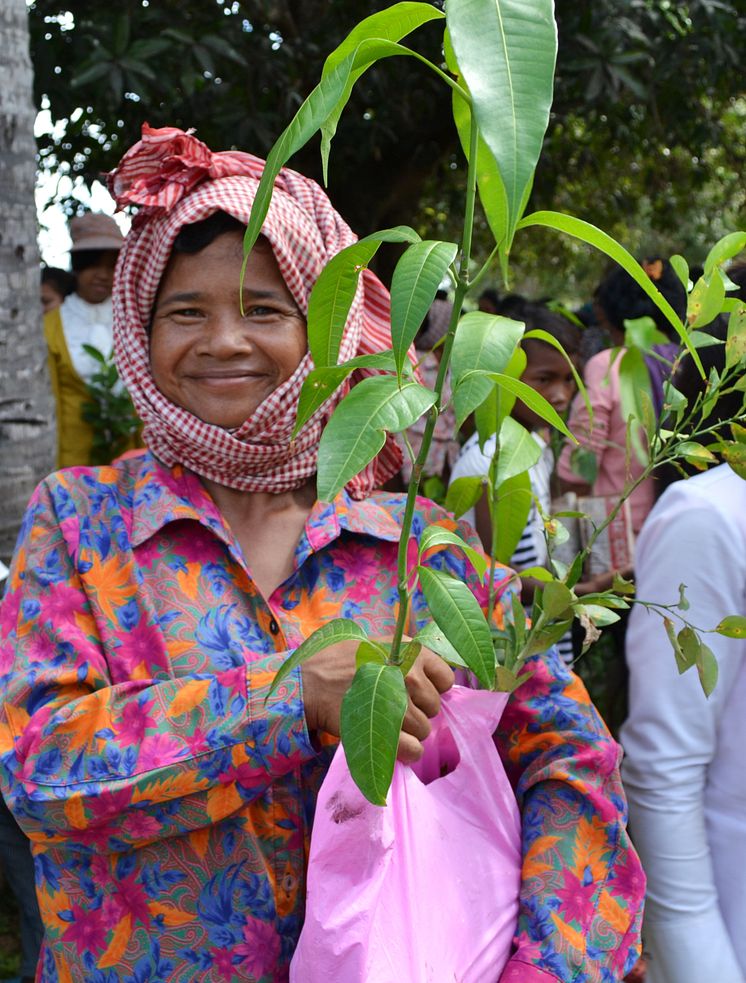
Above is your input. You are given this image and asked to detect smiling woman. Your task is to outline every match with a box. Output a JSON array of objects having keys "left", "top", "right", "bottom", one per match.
[
  {"left": 0, "top": 124, "right": 644, "bottom": 983},
  {"left": 151, "top": 222, "right": 307, "bottom": 429}
]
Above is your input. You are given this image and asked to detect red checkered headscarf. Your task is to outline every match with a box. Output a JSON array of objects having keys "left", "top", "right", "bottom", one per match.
[{"left": 108, "top": 123, "right": 405, "bottom": 499}]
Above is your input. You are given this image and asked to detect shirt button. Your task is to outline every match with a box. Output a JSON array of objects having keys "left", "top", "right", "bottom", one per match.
[{"left": 269, "top": 617, "right": 280, "bottom": 635}]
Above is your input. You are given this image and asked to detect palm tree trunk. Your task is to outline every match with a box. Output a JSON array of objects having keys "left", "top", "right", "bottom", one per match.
[{"left": 0, "top": 0, "right": 54, "bottom": 564}]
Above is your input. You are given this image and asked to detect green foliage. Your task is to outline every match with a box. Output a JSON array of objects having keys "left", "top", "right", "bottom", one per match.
[
  {"left": 80, "top": 344, "right": 140, "bottom": 465},
  {"left": 239, "top": 1, "right": 745, "bottom": 802},
  {"left": 339, "top": 663, "right": 408, "bottom": 805}
]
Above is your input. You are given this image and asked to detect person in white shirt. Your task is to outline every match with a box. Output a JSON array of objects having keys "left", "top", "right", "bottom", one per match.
[
  {"left": 43, "top": 213, "right": 124, "bottom": 467},
  {"left": 621, "top": 321, "right": 746, "bottom": 983},
  {"left": 449, "top": 302, "right": 579, "bottom": 660}
]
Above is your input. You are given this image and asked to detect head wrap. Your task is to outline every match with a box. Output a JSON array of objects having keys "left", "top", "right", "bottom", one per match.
[{"left": 108, "top": 123, "right": 405, "bottom": 498}]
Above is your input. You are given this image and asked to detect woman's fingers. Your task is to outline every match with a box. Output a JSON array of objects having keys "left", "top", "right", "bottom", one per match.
[{"left": 405, "top": 649, "right": 455, "bottom": 718}]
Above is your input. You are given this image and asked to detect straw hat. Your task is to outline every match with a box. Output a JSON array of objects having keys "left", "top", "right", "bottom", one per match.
[{"left": 69, "top": 213, "right": 124, "bottom": 252}]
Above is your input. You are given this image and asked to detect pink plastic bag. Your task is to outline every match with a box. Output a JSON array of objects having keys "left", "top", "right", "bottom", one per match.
[{"left": 290, "top": 685, "right": 522, "bottom": 983}]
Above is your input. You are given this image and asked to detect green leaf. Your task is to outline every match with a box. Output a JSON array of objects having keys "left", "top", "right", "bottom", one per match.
[
  {"left": 624, "top": 316, "right": 670, "bottom": 350},
  {"left": 244, "top": 50, "right": 360, "bottom": 257},
  {"left": 473, "top": 347, "right": 526, "bottom": 446},
  {"left": 320, "top": 3, "right": 446, "bottom": 176},
  {"left": 494, "top": 416, "right": 542, "bottom": 486},
  {"left": 317, "top": 377, "right": 436, "bottom": 501},
  {"left": 81, "top": 343, "right": 108, "bottom": 365},
  {"left": 677, "top": 626, "right": 700, "bottom": 673},
  {"left": 266, "top": 618, "right": 367, "bottom": 699},
  {"left": 541, "top": 580, "right": 575, "bottom": 619},
  {"left": 575, "top": 603, "right": 621, "bottom": 627},
  {"left": 714, "top": 615, "right": 746, "bottom": 638},
  {"left": 418, "top": 526, "right": 488, "bottom": 580},
  {"left": 413, "top": 621, "right": 468, "bottom": 669},
  {"left": 570, "top": 446, "right": 598, "bottom": 484},
  {"left": 484, "top": 372, "right": 574, "bottom": 438},
  {"left": 294, "top": 352, "right": 398, "bottom": 436},
  {"left": 355, "top": 640, "right": 389, "bottom": 668},
  {"left": 688, "top": 272, "right": 726, "bottom": 329},
  {"left": 696, "top": 642, "right": 719, "bottom": 698},
  {"left": 524, "top": 327, "right": 592, "bottom": 425},
  {"left": 390, "top": 240, "right": 458, "bottom": 377},
  {"left": 446, "top": 0, "right": 557, "bottom": 247},
  {"left": 517, "top": 211, "right": 699, "bottom": 367},
  {"left": 612, "top": 572, "right": 636, "bottom": 595},
  {"left": 418, "top": 566, "right": 495, "bottom": 690},
  {"left": 451, "top": 313, "right": 524, "bottom": 428},
  {"left": 721, "top": 444, "right": 746, "bottom": 479},
  {"left": 676, "top": 441, "right": 718, "bottom": 471},
  {"left": 663, "top": 617, "right": 689, "bottom": 674},
  {"left": 731, "top": 423, "right": 746, "bottom": 445},
  {"left": 398, "top": 640, "right": 422, "bottom": 676},
  {"left": 669, "top": 254, "right": 689, "bottom": 289},
  {"left": 677, "top": 583, "right": 690, "bottom": 611},
  {"left": 340, "top": 663, "right": 408, "bottom": 805},
  {"left": 703, "top": 232, "right": 746, "bottom": 278},
  {"left": 618, "top": 346, "right": 652, "bottom": 465},
  {"left": 446, "top": 34, "right": 509, "bottom": 248},
  {"left": 662, "top": 381, "right": 687, "bottom": 415},
  {"left": 306, "top": 240, "right": 381, "bottom": 368},
  {"left": 726, "top": 306, "right": 746, "bottom": 368},
  {"left": 524, "top": 618, "right": 573, "bottom": 658},
  {"left": 517, "top": 565, "right": 553, "bottom": 582},
  {"left": 494, "top": 666, "right": 533, "bottom": 693},
  {"left": 445, "top": 475, "right": 484, "bottom": 518},
  {"left": 493, "top": 470, "right": 532, "bottom": 564}
]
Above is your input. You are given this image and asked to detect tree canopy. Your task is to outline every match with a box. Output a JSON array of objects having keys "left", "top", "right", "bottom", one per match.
[{"left": 30, "top": 0, "right": 746, "bottom": 296}]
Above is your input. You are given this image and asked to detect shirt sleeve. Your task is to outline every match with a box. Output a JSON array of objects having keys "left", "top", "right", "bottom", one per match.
[
  {"left": 557, "top": 349, "right": 614, "bottom": 489},
  {"left": 621, "top": 501, "right": 746, "bottom": 983},
  {"left": 0, "top": 477, "right": 317, "bottom": 853},
  {"left": 495, "top": 647, "right": 644, "bottom": 983}
]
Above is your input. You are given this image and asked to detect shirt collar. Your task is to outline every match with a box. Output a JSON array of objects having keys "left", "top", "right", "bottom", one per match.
[{"left": 129, "top": 453, "right": 403, "bottom": 557}]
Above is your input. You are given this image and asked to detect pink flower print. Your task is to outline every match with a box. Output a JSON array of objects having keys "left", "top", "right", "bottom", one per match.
[
  {"left": 62, "top": 903, "right": 108, "bottom": 953},
  {"left": 235, "top": 916, "right": 280, "bottom": 978},
  {"left": 610, "top": 848, "right": 646, "bottom": 900},
  {"left": 213, "top": 947, "right": 238, "bottom": 981},
  {"left": 58, "top": 515, "right": 80, "bottom": 552},
  {"left": 115, "top": 620, "right": 165, "bottom": 677},
  {"left": 88, "top": 788, "right": 133, "bottom": 826},
  {"left": 118, "top": 699, "right": 157, "bottom": 746},
  {"left": 107, "top": 873, "right": 152, "bottom": 927},
  {"left": 333, "top": 545, "right": 381, "bottom": 603},
  {"left": 41, "top": 584, "right": 87, "bottom": 625},
  {"left": 0, "top": 588, "right": 21, "bottom": 632},
  {"left": 122, "top": 810, "right": 163, "bottom": 842},
  {"left": 557, "top": 869, "right": 597, "bottom": 924},
  {"left": 25, "top": 631, "right": 60, "bottom": 665},
  {"left": 136, "top": 731, "right": 187, "bottom": 771}
]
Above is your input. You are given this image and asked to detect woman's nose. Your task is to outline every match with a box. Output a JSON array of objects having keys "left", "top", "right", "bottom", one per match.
[{"left": 201, "top": 314, "right": 253, "bottom": 357}]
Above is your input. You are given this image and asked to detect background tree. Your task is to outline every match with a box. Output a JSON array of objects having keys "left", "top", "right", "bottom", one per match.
[
  {"left": 29, "top": 0, "right": 746, "bottom": 291},
  {"left": 0, "top": 0, "right": 55, "bottom": 563}
]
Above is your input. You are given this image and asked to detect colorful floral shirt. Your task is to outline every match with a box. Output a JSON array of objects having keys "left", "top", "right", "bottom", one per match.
[{"left": 0, "top": 452, "right": 643, "bottom": 983}]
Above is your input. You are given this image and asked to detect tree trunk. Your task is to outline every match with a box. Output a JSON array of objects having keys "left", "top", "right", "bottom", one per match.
[{"left": 0, "top": 0, "right": 54, "bottom": 564}]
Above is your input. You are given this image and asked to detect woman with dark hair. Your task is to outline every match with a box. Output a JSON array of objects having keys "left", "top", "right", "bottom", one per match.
[
  {"left": 557, "top": 258, "right": 687, "bottom": 534},
  {"left": 40, "top": 266, "right": 75, "bottom": 314},
  {"left": 0, "top": 125, "right": 643, "bottom": 983},
  {"left": 43, "top": 213, "right": 126, "bottom": 467}
]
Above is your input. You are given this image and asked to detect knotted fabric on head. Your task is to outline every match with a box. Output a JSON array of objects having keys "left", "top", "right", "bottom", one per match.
[{"left": 108, "top": 123, "right": 406, "bottom": 499}]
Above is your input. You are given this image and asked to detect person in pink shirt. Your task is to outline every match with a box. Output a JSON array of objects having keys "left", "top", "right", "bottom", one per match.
[{"left": 557, "top": 258, "right": 687, "bottom": 534}]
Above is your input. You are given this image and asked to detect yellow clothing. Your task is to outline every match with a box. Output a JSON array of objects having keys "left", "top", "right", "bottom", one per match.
[
  {"left": 43, "top": 307, "right": 95, "bottom": 469},
  {"left": 43, "top": 307, "right": 141, "bottom": 468}
]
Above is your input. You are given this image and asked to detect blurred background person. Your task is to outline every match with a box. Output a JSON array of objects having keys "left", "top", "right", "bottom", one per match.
[
  {"left": 557, "top": 257, "right": 687, "bottom": 536},
  {"left": 39, "top": 266, "right": 74, "bottom": 314},
  {"left": 43, "top": 213, "right": 124, "bottom": 468}
]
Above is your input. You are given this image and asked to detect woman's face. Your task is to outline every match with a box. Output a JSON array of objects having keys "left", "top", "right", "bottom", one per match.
[
  {"left": 75, "top": 251, "right": 119, "bottom": 304},
  {"left": 150, "top": 232, "right": 307, "bottom": 429}
]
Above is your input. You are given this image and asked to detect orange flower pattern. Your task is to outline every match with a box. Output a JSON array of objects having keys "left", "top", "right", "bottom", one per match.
[{"left": 0, "top": 452, "right": 642, "bottom": 982}]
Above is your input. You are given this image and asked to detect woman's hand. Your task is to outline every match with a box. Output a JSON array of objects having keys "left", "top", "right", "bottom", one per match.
[{"left": 301, "top": 642, "right": 454, "bottom": 763}]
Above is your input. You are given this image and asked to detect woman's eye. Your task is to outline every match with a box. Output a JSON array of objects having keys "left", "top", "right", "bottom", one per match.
[
  {"left": 245, "top": 305, "right": 281, "bottom": 319},
  {"left": 172, "top": 308, "right": 202, "bottom": 318}
]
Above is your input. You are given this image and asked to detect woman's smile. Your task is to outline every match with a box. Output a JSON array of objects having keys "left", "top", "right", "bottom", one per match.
[{"left": 150, "top": 231, "right": 307, "bottom": 429}]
